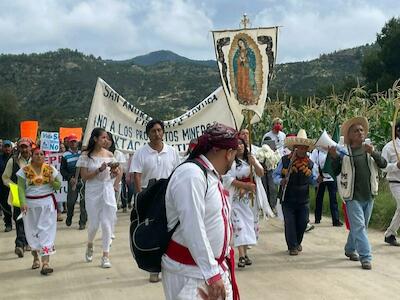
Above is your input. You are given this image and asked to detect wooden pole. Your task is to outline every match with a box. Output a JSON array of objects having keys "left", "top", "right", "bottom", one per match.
[{"left": 247, "top": 110, "right": 255, "bottom": 207}]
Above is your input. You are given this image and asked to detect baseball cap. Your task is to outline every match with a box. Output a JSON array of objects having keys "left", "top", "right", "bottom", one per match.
[
  {"left": 3, "top": 140, "right": 12, "bottom": 147},
  {"left": 67, "top": 134, "right": 79, "bottom": 142},
  {"left": 18, "top": 138, "right": 32, "bottom": 147}
]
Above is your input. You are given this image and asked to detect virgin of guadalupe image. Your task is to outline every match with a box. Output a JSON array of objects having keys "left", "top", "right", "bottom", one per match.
[{"left": 233, "top": 38, "right": 258, "bottom": 105}]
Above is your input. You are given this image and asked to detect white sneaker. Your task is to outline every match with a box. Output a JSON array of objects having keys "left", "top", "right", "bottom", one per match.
[
  {"left": 85, "top": 245, "right": 93, "bottom": 262},
  {"left": 111, "top": 233, "right": 116, "bottom": 240},
  {"left": 101, "top": 256, "right": 112, "bottom": 268}
]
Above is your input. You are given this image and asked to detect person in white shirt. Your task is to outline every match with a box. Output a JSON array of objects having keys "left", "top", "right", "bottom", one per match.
[
  {"left": 129, "top": 119, "right": 180, "bottom": 283},
  {"left": 77, "top": 128, "right": 120, "bottom": 269},
  {"left": 162, "top": 123, "right": 240, "bottom": 300},
  {"left": 382, "top": 121, "right": 400, "bottom": 246},
  {"left": 261, "top": 117, "right": 286, "bottom": 155},
  {"left": 310, "top": 148, "right": 342, "bottom": 226}
]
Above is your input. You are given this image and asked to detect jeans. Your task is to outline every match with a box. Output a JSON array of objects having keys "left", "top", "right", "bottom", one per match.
[
  {"left": 344, "top": 199, "right": 374, "bottom": 262},
  {"left": 314, "top": 181, "right": 340, "bottom": 224},
  {"left": 261, "top": 170, "right": 277, "bottom": 210},
  {"left": 282, "top": 201, "right": 309, "bottom": 250},
  {"left": 66, "top": 180, "right": 87, "bottom": 226}
]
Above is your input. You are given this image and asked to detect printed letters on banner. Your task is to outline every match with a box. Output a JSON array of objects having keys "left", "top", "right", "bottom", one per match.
[{"left": 83, "top": 78, "right": 237, "bottom": 154}]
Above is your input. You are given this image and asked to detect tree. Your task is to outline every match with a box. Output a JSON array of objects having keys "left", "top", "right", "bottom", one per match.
[
  {"left": 0, "top": 91, "right": 22, "bottom": 139},
  {"left": 362, "top": 17, "right": 400, "bottom": 91}
]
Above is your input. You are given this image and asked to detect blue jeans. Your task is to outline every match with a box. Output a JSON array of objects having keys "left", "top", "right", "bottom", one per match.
[{"left": 344, "top": 199, "right": 374, "bottom": 262}]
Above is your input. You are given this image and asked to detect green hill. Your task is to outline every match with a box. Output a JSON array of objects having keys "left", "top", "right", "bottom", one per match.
[{"left": 0, "top": 45, "right": 372, "bottom": 132}]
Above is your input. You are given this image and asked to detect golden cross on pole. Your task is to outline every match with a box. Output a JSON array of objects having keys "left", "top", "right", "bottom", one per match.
[{"left": 240, "top": 13, "right": 251, "bottom": 29}]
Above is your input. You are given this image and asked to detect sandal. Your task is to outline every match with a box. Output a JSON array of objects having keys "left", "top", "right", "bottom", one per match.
[
  {"left": 244, "top": 255, "right": 252, "bottom": 266},
  {"left": 40, "top": 263, "right": 54, "bottom": 275},
  {"left": 31, "top": 251, "right": 40, "bottom": 269},
  {"left": 32, "top": 259, "right": 40, "bottom": 269},
  {"left": 238, "top": 257, "right": 246, "bottom": 268}
]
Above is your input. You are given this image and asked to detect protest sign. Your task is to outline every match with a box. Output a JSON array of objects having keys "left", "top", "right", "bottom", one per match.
[{"left": 40, "top": 132, "right": 60, "bottom": 152}]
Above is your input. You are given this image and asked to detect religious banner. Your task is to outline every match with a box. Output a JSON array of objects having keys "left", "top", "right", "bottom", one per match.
[
  {"left": 83, "top": 78, "right": 237, "bottom": 153},
  {"left": 212, "top": 26, "right": 278, "bottom": 128}
]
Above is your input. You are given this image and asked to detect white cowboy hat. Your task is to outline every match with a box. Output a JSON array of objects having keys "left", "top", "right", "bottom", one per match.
[
  {"left": 340, "top": 117, "right": 369, "bottom": 145},
  {"left": 284, "top": 129, "right": 315, "bottom": 150}
]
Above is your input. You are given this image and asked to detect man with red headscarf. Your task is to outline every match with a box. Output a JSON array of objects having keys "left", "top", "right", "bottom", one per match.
[
  {"left": 162, "top": 123, "right": 240, "bottom": 300},
  {"left": 261, "top": 117, "right": 286, "bottom": 156}
]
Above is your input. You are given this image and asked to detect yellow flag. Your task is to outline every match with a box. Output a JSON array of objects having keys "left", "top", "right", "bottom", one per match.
[{"left": 9, "top": 183, "right": 20, "bottom": 208}]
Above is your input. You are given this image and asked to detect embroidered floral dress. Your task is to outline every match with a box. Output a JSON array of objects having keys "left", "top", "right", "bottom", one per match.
[
  {"left": 17, "top": 163, "right": 61, "bottom": 256},
  {"left": 225, "top": 159, "right": 258, "bottom": 247}
]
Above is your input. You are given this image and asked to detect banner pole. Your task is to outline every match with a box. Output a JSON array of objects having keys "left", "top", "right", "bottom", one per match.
[{"left": 247, "top": 110, "right": 255, "bottom": 207}]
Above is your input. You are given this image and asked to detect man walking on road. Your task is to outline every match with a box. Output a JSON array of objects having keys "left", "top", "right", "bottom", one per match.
[
  {"left": 330, "top": 117, "right": 387, "bottom": 270},
  {"left": 382, "top": 121, "right": 400, "bottom": 246},
  {"left": 162, "top": 123, "right": 240, "bottom": 300},
  {"left": 61, "top": 134, "right": 87, "bottom": 230},
  {"left": 2, "top": 138, "right": 32, "bottom": 257},
  {"left": 129, "top": 119, "right": 180, "bottom": 283},
  {"left": 0, "top": 140, "right": 13, "bottom": 232}
]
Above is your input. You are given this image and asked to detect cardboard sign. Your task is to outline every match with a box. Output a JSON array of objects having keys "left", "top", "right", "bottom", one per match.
[
  {"left": 40, "top": 132, "right": 60, "bottom": 152},
  {"left": 45, "top": 153, "right": 68, "bottom": 203}
]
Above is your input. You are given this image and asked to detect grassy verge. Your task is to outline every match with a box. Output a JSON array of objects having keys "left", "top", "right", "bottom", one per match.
[{"left": 308, "top": 180, "right": 396, "bottom": 231}]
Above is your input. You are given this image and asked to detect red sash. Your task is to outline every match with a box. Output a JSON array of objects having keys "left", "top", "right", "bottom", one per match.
[{"left": 26, "top": 193, "right": 57, "bottom": 210}]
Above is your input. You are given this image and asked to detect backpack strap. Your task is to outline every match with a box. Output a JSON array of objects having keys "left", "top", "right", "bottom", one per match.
[{"left": 169, "top": 158, "right": 209, "bottom": 232}]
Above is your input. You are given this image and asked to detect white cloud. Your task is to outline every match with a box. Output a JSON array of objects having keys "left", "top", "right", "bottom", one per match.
[
  {"left": 0, "top": 0, "right": 213, "bottom": 59},
  {"left": 0, "top": 0, "right": 399, "bottom": 61},
  {"left": 254, "top": 1, "right": 396, "bottom": 62}
]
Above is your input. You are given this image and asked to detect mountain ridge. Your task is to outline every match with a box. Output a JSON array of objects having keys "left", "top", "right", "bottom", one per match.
[{"left": 0, "top": 45, "right": 372, "bottom": 131}]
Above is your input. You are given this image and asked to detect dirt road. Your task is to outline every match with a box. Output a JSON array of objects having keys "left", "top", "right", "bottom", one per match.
[{"left": 1, "top": 212, "right": 400, "bottom": 300}]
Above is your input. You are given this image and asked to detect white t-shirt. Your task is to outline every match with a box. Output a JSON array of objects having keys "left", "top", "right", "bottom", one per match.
[
  {"left": 310, "top": 149, "right": 334, "bottom": 182},
  {"left": 129, "top": 143, "right": 180, "bottom": 188},
  {"left": 262, "top": 130, "right": 286, "bottom": 155}
]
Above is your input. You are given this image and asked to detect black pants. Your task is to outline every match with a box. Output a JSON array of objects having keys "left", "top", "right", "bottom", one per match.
[
  {"left": 127, "top": 180, "right": 136, "bottom": 208},
  {"left": 261, "top": 170, "right": 277, "bottom": 209},
  {"left": 13, "top": 207, "right": 27, "bottom": 248},
  {"left": 120, "top": 174, "right": 128, "bottom": 208},
  {"left": 282, "top": 201, "right": 309, "bottom": 250},
  {"left": 66, "top": 181, "right": 87, "bottom": 226},
  {"left": 0, "top": 189, "right": 12, "bottom": 227},
  {"left": 314, "top": 181, "right": 340, "bottom": 224}
]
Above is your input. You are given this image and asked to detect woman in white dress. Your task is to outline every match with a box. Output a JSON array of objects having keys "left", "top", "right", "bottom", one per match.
[
  {"left": 18, "top": 148, "right": 62, "bottom": 275},
  {"left": 76, "top": 128, "right": 120, "bottom": 268},
  {"left": 224, "top": 138, "right": 265, "bottom": 268}
]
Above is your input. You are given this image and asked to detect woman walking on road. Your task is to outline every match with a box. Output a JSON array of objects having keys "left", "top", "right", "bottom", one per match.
[
  {"left": 18, "top": 147, "right": 62, "bottom": 275},
  {"left": 77, "top": 128, "right": 120, "bottom": 268}
]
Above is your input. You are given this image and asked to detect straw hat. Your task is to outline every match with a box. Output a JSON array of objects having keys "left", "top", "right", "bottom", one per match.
[
  {"left": 340, "top": 117, "right": 369, "bottom": 145},
  {"left": 284, "top": 129, "right": 315, "bottom": 150}
]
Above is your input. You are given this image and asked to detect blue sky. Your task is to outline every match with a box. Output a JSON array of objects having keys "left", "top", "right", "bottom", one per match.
[{"left": 0, "top": 0, "right": 399, "bottom": 63}]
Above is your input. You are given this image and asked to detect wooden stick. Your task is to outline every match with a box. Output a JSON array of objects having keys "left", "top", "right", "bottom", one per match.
[{"left": 247, "top": 110, "right": 255, "bottom": 207}]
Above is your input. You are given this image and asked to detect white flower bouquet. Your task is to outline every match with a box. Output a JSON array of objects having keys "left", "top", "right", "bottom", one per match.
[{"left": 256, "top": 144, "right": 281, "bottom": 171}]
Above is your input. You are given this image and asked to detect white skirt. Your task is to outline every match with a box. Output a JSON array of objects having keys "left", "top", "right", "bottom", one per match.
[
  {"left": 231, "top": 198, "right": 257, "bottom": 247},
  {"left": 23, "top": 198, "right": 57, "bottom": 256}
]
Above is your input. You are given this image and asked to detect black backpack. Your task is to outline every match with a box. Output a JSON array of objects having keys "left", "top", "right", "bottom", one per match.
[{"left": 129, "top": 159, "right": 208, "bottom": 273}]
